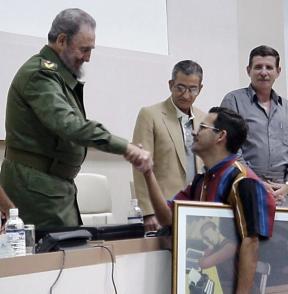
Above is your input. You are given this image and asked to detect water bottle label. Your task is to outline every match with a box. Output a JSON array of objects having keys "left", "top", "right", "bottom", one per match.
[
  {"left": 128, "top": 216, "right": 144, "bottom": 224},
  {"left": 6, "top": 230, "right": 26, "bottom": 256},
  {"left": 6, "top": 229, "right": 25, "bottom": 233}
]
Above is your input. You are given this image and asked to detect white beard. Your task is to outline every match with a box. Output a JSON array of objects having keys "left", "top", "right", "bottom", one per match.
[{"left": 59, "top": 52, "right": 84, "bottom": 79}]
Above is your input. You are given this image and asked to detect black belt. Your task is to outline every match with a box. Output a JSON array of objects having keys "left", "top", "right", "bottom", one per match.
[{"left": 5, "top": 147, "right": 80, "bottom": 180}]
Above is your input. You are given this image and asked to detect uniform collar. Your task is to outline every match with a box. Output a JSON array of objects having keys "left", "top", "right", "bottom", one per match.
[
  {"left": 204, "top": 154, "right": 237, "bottom": 175},
  {"left": 40, "top": 45, "right": 80, "bottom": 90},
  {"left": 248, "top": 84, "right": 282, "bottom": 106}
]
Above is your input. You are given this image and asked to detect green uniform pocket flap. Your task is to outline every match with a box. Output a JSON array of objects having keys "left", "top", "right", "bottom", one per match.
[{"left": 27, "top": 172, "right": 70, "bottom": 197}]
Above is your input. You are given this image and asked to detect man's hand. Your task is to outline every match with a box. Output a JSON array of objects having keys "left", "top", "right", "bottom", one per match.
[
  {"left": 0, "top": 187, "right": 14, "bottom": 218},
  {"left": 265, "top": 180, "right": 288, "bottom": 206},
  {"left": 124, "top": 143, "right": 153, "bottom": 173},
  {"left": 0, "top": 187, "right": 15, "bottom": 233},
  {"left": 144, "top": 215, "right": 161, "bottom": 232}
]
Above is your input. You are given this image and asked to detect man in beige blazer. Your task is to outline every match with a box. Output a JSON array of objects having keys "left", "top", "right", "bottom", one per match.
[{"left": 133, "top": 60, "right": 206, "bottom": 231}]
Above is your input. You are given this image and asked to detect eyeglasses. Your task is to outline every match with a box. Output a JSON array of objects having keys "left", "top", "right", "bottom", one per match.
[
  {"left": 173, "top": 84, "right": 199, "bottom": 96},
  {"left": 197, "top": 123, "right": 220, "bottom": 133}
]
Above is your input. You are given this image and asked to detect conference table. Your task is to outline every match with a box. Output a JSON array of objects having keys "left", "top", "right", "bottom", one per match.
[{"left": 0, "top": 237, "right": 171, "bottom": 294}]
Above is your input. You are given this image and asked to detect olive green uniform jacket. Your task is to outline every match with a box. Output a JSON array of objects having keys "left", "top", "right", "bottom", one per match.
[{"left": 0, "top": 45, "right": 128, "bottom": 228}]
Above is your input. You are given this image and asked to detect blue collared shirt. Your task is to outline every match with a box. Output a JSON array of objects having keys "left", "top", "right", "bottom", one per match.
[{"left": 221, "top": 84, "right": 288, "bottom": 181}]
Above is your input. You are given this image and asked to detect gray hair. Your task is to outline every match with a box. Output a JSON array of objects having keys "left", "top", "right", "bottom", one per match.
[
  {"left": 172, "top": 60, "right": 203, "bottom": 82},
  {"left": 48, "top": 8, "right": 96, "bottom": 44}
]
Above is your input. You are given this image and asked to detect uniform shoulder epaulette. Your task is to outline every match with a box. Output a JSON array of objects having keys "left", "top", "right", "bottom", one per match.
[{"left": 40, "top": 59, "right": 58, "bottom": 71}]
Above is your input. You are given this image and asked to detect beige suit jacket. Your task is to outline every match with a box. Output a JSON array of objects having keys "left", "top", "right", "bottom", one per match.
[{"left": 132, "top": 97, "right": 206, "bottom": 215}]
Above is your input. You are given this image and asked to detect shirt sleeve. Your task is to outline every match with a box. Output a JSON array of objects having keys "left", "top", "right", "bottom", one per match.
[
  {"left": 167, "top": 185, "right": 192, "bottom": 209},
  {"left": 132, "top": 107, "right": 155, "bottom": 215},
  {"left": 220, "top": 93, "right": 239, "bottom": 113},
  {"left": 230, "top": 178, "right": 275, "bottom": 239},
  {"left": 23, "top": 69, "right": 128, "bottom": 154}
]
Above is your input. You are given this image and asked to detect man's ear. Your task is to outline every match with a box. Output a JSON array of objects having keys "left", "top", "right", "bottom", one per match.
[
  {"left": 55, "top": 33, "right": 67, "bottom": 51},
  {"left": 276, "top": 66, "right": 281, "bottom": 76},
  {"left": 246, "top": 65, "right": 251, "bottom": 77},
  {"left": 198, "top": 84, "right": 203, "bottom": 94},
  {"left": 216, "top": 129, "right": 227, "bottom": 144},
  {"left": 168, "top": 80, "right": 174, "bottom": 92}
]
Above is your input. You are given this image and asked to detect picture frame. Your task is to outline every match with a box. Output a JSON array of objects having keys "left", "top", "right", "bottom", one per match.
[{"left": 173, "top": 200, "right": 288, "bottom": 294}]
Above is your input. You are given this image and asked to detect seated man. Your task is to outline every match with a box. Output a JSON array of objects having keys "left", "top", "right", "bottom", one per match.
[{"left": 135, "top": 107, "right": 275, "bottom": 294}]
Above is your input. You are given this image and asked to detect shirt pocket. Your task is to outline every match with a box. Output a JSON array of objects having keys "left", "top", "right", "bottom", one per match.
[
  {"left": 27, "top": 171, "right": 70, "bottom": 198},
  {"left": 283, "top": 122, "right": 288, "bottom": 146},
  {"left": 281, "top": 104, "right": 288, "bottom": 145}
]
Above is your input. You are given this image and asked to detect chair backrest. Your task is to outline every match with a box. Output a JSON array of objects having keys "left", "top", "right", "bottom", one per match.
[{"left": 75, "top": 173, "right": 113, "bottom": 225}]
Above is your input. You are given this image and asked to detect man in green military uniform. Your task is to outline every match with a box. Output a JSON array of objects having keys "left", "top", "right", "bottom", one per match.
[{"left": 0, "top": 8, "right": 152, "bottom": 228}]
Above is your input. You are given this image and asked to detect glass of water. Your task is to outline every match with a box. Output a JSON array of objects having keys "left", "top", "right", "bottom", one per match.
[{"left": 24, "top": 224, "right": 35, "bottom": 255}]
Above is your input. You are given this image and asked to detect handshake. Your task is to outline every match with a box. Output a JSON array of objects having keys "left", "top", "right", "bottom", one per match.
[{"left": 124, "top": 143, "right": 153, "bottom": 173}]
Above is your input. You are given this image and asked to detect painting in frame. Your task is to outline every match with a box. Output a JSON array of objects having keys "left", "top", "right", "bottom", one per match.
[{"left": 173, "top": 200, "right": 288, "bottom": 294}]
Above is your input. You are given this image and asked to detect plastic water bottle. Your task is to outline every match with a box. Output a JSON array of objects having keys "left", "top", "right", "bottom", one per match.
[
  {"left": 127, "top": 199, "right": 143, "bottom": 224},
  {"left": 5, "top": 208, "right": 26, "bottom": 256}
]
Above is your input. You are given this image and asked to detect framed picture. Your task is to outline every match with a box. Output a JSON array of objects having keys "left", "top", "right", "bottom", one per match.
[{"left": 173, "top": 200, "right": 288, "bottom": 294}]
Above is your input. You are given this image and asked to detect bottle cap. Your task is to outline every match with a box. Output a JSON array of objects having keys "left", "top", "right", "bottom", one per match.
[{"left": 9, "top": 208, "right": 19, "bottom": 217}]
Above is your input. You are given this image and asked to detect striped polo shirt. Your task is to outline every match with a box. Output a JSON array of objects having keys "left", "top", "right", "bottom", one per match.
[{"left": 168, "top": 154, "right": 275, "bottom": 239}]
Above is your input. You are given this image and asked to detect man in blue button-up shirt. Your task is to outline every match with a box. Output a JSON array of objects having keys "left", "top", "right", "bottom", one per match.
[{"left": 221, "top": 45, "right": 288, "bottom": 205}]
